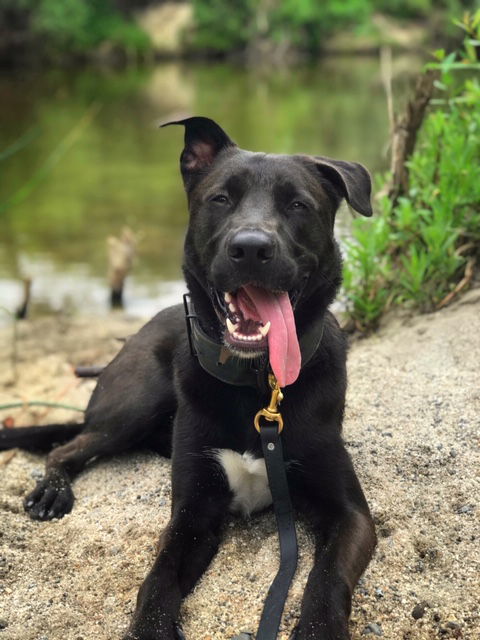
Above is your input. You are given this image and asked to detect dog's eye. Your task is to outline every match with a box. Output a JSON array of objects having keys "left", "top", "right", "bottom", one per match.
[
  {"left": 289, "top": 201, "right": 307, "bottom": 211},
  {"left": 210, "top": 194, "right": 229, "bottom": 205}
]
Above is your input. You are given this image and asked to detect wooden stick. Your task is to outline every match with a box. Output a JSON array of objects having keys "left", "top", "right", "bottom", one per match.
[
  {"left": 387, "top": 70, "right": 438, "bottom": 205},
  {"left": 380, "top": 46, "right": 394, "bottom": 136},
  {"left": 0, "top": 450, "right": 17, "bottom": 466},
  {"left": 15, "top": 277, "right": 32, "bottom": 320},
  {"left": 437, "top": 258, "right": 475, "bottom": 309},
  {"left": 74, "top": 365, "right": 105, "bottom": 378},
  {"left": 107, "top": 227, "right": 137, "bottom": 309}
]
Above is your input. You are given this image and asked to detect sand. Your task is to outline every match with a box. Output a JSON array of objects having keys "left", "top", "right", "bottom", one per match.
[{"left": 0, "top": 288, "right": 479, "bottom": 640}]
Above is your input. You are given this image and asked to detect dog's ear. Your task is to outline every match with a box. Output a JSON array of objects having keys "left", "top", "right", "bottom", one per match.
[
  {"left": 314, "top": 156, "right": 373, "bottom": 217},
  {"left": 161, "top": 117, "right": 236, "bottom": 188}
]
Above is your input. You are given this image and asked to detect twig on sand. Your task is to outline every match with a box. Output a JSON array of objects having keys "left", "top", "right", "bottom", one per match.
[
  {"left": 74, "top": 365, "right": 105, "bottom": 378},
  {"left": 437, "top": 258, "right": 475, "bottom": 309},
  {"left": 0, "top": 450, "right": 17, "bottom": 466},
  {"left": 0, "top": 401, "right": 84, "bottom": 413}
]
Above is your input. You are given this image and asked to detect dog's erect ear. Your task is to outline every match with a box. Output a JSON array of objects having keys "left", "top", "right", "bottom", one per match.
[
  {"left": 314, "top": 156, "right": 373, "bottom": 217},
  {"left": 161, "top": 117, "right": 236, "bottom": 187}
]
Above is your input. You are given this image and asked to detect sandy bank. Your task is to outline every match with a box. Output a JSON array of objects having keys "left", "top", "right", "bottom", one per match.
[{"left": 0, "top": 289, "right": 479, "bottom": 639}]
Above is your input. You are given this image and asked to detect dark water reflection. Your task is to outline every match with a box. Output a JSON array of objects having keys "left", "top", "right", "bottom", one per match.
[{"left": 0, "top": 58, "right": 420, "bottom": 319}]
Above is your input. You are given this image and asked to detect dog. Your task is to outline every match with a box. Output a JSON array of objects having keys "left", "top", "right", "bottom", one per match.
[{"left": 0, "top": 117, "right": 377, "bottom": 640}]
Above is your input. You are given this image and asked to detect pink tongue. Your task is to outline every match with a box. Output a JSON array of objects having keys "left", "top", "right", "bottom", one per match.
[{"left": 239, "top": 285, "right": 301, "bottom": 387}]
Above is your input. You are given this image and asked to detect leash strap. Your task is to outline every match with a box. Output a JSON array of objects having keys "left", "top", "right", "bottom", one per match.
[{"left": 256, "top": 424, "right": 298, "bottom": 640}]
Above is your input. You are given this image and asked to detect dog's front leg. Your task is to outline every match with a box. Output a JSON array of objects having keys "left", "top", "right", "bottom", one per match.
[
  {"left": 293, "top": 445, "right": 376, "bottom": 640},
  {"left": 124, "top": 440, "right": 231, "bottom": 640}
]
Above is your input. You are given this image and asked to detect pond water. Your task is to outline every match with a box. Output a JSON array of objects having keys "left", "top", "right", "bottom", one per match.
[{"left": 0, "top": 57, "right": 420, "bottom": 321}]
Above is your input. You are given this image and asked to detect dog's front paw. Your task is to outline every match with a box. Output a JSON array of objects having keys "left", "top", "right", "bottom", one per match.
[{"left": 24, "top": 475, "right": 74, "bottom": 520}]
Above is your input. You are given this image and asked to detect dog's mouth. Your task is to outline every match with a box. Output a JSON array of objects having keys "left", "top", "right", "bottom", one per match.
[{"left": 212, "top": 284, "right": 303, "bottom": 387}]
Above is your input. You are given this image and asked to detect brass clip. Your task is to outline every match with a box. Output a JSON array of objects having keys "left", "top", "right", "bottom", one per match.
[{"left": 254, "top": 373, "right": 284, "bottom": 433}]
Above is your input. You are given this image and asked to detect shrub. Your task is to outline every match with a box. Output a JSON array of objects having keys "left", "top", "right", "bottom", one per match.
[{"left": 343, "top": 11, "right": 480, "bottom": 330}]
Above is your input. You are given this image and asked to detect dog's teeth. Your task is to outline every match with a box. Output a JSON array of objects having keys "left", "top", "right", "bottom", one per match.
[
  {"left": 224, "top": 292, "right": 232, "bottom": 303},
  {"left": 259, "top": 321, "right": 271, "bottom": 337},
  {"left": 226, "top": 318, "right": 239, "bottom": 334},
  {"left": 230, "top": 328, "right": 266, "bottom": 343}
]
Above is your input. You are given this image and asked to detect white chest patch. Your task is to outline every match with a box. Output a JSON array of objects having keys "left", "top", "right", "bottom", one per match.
[{"left": 215, "top": 449, "right": 272, "bottom": 517}]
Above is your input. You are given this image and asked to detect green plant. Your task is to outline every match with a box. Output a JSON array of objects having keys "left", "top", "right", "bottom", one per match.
[
  {"left": 343, "top": 10, "right": 480, "bottom": 330},
  {"left": 1, "top": 0, "right": 151, "bottom": 60}
]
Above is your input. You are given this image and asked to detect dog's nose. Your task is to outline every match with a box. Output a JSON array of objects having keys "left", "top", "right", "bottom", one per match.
[{"left": 227, "top": 230, "right": 275, "bottom": 265}]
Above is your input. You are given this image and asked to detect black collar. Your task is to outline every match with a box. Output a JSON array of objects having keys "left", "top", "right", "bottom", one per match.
[{"left": 183, "top": 294, "right": 324, "bottom": 393}]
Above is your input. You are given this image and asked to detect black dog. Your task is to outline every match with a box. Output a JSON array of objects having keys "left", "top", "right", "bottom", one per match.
[{"left": 0, "top": 117, "right": 376, "bottom": 640}]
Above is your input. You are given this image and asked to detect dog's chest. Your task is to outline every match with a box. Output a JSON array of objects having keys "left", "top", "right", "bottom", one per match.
[{"left": 215, "top": 449, "right": 272, "bottom": 517}]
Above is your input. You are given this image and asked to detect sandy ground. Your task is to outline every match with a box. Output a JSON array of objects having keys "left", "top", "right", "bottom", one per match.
[{"left": 0, "top": 289, "right": 479, "bottom": 640}]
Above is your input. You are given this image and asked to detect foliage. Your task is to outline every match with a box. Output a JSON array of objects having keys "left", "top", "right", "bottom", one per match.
[
  {"left": 3, "top": 0, "right": 480, "bottom": 60},
  {"left": 1, "top": 0, "right": 150, "bottom": 59},
  {"left": 343, "top": 11, "right": 480, "bottom": 330},
  {"left": 189, "top": 0, "right": 256, "bottom": 53},
  {"left": 190, "top": 0, "right": 480, "bottom": 55},
  {"left": 191, "top": 0, "right": 373, "bottom": 54},
  {"left": 271, "top": 0, "right": 371, "bottom": 52}
]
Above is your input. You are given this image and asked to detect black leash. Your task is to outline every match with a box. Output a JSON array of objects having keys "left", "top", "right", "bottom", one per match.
[
  {"left": 256, "top": 423, "right": 298, "bottom": 640},
  {"left": 184, "top": 296, "right": 308, "bottom": 639},
  {"left": 231, "top": 421, "right": 298, "bottom": 640},
  {"left": 247, "top": 374, "right": 298, "bottom": 640}
]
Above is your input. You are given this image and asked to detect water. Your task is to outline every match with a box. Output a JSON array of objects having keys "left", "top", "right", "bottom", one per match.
[{"left": 0, "top": 58, "right": 420, "bottom": 320}]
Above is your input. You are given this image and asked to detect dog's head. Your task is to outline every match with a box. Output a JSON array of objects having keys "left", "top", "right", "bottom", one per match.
[{"left": 162, "top": 117, "right": 372, "bottom": 386}]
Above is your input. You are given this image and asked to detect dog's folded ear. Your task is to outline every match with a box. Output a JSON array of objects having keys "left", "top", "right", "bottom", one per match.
[
  {"left": 314, "top": 156, "right": 373, "bottom": 217},
  {"left": 161, "top": 117, "right": 236, "bottom": 188}
]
